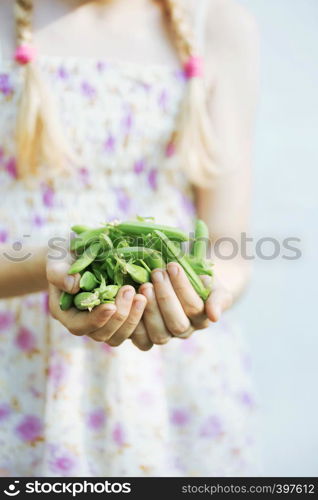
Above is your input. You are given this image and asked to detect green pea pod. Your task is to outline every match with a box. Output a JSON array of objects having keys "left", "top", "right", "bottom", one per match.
[
  {"left": 104, "top": 246, "right": 161, "bottom": 261},
  {"left": 80, "top": 271, "right": 99, "bottom": 291},
  {"left": 185, "top": 255, "right": 214, "bottom": 277},
  {"left": 71, "top": 228, "right": 108, "bottom": 253},
  {"left": 59, "top": 291, "right": 73, "bottom": 311},
  {"left": 74, "top": 291, "right": 101, "bottom": 311},
  {"left": 125, "top": 263, "right": 150, "bottom": 284},
  {"left": 100, "top": 285, "right": 119, "bottom": 302},
  {"left": 192, "top": 219, "right": 209, "bottom": 260},
  {"left": 154, "top": 230, "right": 210, "bottom": 300},
  {"left": 71, "top": 224, "right": 91, "bottom": 235},
  {"left": 144, "top": 252, "right": 166, "bottom": 270},
  {"left": 117, "top": 221, "right": 188, "bottom": 242},
  {"left": 68, "top": 242, "right": 101, "bottom": 275}
]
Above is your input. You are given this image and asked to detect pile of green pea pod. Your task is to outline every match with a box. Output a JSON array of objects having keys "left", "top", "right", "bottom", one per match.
[{"left": 59, "top": 217, "right": 214, "bottom": 312}]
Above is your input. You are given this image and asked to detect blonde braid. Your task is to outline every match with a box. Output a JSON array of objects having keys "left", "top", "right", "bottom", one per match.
[
  {"left": 162, "top": 0, "right": 219, "bottom": 186},
  {"left": 14, "top": 0, "right": 70, "bottom": 178}
]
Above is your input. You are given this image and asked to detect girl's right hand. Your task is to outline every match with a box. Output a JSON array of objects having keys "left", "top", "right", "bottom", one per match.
[{"left": 46, "top": 256, "right": 152, "bottom": 350}]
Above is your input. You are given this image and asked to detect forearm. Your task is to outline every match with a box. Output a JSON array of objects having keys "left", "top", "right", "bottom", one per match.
[
  {"left": 0, "top": 245, "right": 48, "bottom": 298},
  {"left": 213, "top": 257, "right": 251, "bottom": 304}
]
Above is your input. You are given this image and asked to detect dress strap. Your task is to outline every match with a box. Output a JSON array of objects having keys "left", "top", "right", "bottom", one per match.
[{"left": 194, "top": 0, "right": 209, "bottom": 53}]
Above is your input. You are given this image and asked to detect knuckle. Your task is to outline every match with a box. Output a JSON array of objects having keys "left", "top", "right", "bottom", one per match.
[
  {"left": 115, "top": 311, "right": 128, "bottom": 323},
  {"left": 186, "top": 304, "right": 203, "bottom": 318},
  {"left": 169, "top": 321, "right": 189, "bottom": 336}
]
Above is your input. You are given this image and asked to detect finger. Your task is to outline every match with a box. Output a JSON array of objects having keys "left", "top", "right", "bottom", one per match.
[
  {"left": 130, "top": 320, "right": 153, "bottom": 351},
  {"left": 201, "top": 276, "right": 233, "bottom": 322},
  {"left": 89, "top": 285, "right": 135, "bottom": 342},
  {"left": 151, "top": 269, "right": 190, "bottom": 337},
  {"left": 46, "top": 260, "right": 80, "bottom": 294},
  {"left": 167, "top": 262, "right": 209, "bottom": 330},
  {"left": 139, "top": 283, "right": 172, "bottom": 345},
  {"left": 48, "top": 284, "right": 116, "bottom": 336},
  {"left": 107, "top": 294, "right": 147, "bottom": 347}
]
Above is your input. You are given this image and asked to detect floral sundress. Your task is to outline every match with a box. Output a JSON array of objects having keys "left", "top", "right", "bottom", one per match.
[{"left": 0, "top": 50, "right": 259, "bottom": 476}]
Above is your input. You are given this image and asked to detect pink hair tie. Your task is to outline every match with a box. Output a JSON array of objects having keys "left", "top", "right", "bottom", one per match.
[
  {"left": 184, "top": 56, "right": 203, "bottom": 79},
  {"left": 14, "top": 44, "right": 37, "bottom": 65}
]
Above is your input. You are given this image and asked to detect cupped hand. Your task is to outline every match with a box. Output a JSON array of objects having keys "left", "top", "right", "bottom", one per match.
[
  {"left": 46, "top": 254, "right": 147, "bottom": 346},
  {"left": 130, "top": 262, "right": 233, "bottom": 349}
]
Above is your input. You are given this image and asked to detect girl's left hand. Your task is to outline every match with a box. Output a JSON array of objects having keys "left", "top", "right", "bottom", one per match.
[{"left": 130, "top": 262, "right": 233, "bottom": 350}]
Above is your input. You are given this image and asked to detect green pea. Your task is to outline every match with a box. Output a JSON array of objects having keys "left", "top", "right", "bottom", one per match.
[
  {"left": 74, "top": 291, "right": 101, "bottom": 311},
  {"left": 59, "top": 291, "right": 73, "bottom": 311},
  {"left": 68, "top": 242, "right": 101, "bottom": 275},
  {"left": 100, "top": 285, "right": 119, "bottom": 302},
  {"left": 125, "top": 263, "right": 150, "bottom": 284},
  {"left": 79, "top": 271, "right": 99, "bottom": 291}
]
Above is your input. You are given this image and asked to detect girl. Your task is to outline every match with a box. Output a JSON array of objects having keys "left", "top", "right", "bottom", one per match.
[{"left": 0, "top": 0, "right": 260, "bottom": 476}]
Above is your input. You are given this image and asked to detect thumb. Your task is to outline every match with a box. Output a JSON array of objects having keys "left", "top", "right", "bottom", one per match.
[{"left": 46, "top": 260, "right": 80, "bottom": 294}]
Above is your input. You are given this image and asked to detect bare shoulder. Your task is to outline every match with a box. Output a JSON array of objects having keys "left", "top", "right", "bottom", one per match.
[{"left": 205, "top": 0, "right": 260, "bottom": 54}]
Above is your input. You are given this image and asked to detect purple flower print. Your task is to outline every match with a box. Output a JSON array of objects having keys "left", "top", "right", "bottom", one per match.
[
  {"left": 87, "top": 408, "right": 106, "bottom": 430},
  {"left": 0, "top": 229, "right": 8, "bottom": 243},
  {"left": 115, "top": 188, "right": 130, "bottom": 214},
  {"left": 81, "top": 81, "right": 97, "bottom": 99},
  {"left": 112, "top": 422, "right": 125, "bottom": 446},
  {"left": 0, "top": 311, "right": 14, "bottom": 331},
  {"left": 133, "top": 159, "right": 145, "bottom": 175},
  {"left": 121, "top": 110, "right": 133, "bottom": 134},
  {"left": 96, "top": 61, "right": 108, "bottom": 73},
  {"left": 32, "top": 214, "right": 45, "bottom": 227},
  {"left": 57, "top": 66, "right": 69, "bottom": 80},
  {"left": 170, "top": 408, "right": 190, "bottom": 426},
  {"left": 104, "top": 134, "right": 116, "bottom": 153},
  {"left": 174, "top": 68, "right": 187, "bottom": 82},
  {"left": 240, "top": 391, "right": 255, "bottom": 408},
  {"left": 165, "top": 141, "right": 176, "bottom": 158},
  {"left": 5, "top": 157, "right": 17, "bottom": 179},
  {"left": 0, "top": 147, "right": 4, "bottom": 161},
  {"left": 148, "top": 168, "right": 158, "bottom": 190},
  {"left": 158, "top": 89, "right": 169, "bottom": 111},
  {"left": 15, "top": 415, "right": 43, "bottom": 442},
  {"left": 199, "top": 415, "right": 223, "bottom": 438},
  {"left": 0, "top": 74, "right": 13, "bottom": 96},
  {"left": 15, "top": 326, "right": 36, "bottom": 352},
  {"left": 48, "top": 362, "right": 67, "bottom": 387},
  {"left": 78, "top": 166, "right": 90, "bottom": 186},
  {"left": 50, "top": 454, "right": 75, "bottom": 474},
  {"left": 180, "top": 192, "right": 195, "bottom": 216},
  {"left": 0, "top": 403, "right": 11, "bottom": 421},
  {"left": 42, "top": 184, "right": 55, "bottom": 208}
]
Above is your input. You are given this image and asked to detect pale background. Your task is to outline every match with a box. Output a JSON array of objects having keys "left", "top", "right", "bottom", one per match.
[{"left": 233, "top": 0, "right": 318, "bottom": 476}]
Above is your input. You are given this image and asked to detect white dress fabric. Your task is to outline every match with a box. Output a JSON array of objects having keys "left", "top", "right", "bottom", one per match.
[{"left": 0, "top": 48, "right": 259, "bottom": 477}]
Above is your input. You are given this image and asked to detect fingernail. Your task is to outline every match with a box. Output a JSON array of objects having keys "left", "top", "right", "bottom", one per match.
[
  {"left": 168, "top": 263, "right": 178, "bottom": 277},
  {"left": 143, "top": 285, "right": 154, "bottom": 299},
  {"left": 134, "top": 300, "right": 145, "bottom": 311},
  {"left": 123, "top": 288, "right": 135, "bottom": 300},
  {"left": 152, "top": 270, "right": 164, "bottom": 283},
  {"left": 64, "top": 275, "right": 75, "bottom": 292}
]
